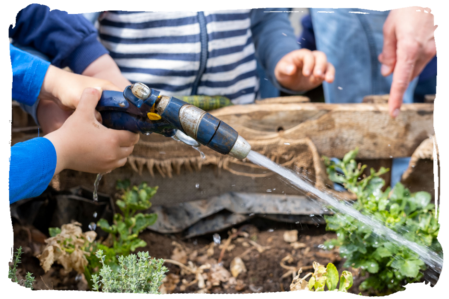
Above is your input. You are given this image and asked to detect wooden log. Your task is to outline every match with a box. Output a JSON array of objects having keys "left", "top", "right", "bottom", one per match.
[{"left": 211, "top": 103, "right": 434, "bottom": 159}]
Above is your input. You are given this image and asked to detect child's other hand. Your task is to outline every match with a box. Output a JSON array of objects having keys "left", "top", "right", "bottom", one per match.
[
  {"left": 45, "top": 88, "right": 140, "bottom": 175},
  {"left": 39, "top": 65, "right": 121, "bottom": 111},
  {"left": 274, "top": 49, "right": 335, "bottom": 92},
  {"left": 82, "top": 54, "right": 131, "bottom": 90}
]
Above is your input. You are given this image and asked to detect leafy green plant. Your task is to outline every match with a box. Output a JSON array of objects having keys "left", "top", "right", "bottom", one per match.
[
  {"left": 290, "top": 261, "right": 353, "bottom": 292},
  {"left": 91, "top": 250, "right": 167, "bottom": 293},
  {"left": 40, "top": 181, "right": 160, "bottom": 289},
  {"left": 323, "top": 149, "right": 442, "bottom": 294},
  {"left": 93, "top": 180, "right": 158, "bottom": 269},
  {"left": 9, "top": 247, "right": 35, "bottom": 289}
]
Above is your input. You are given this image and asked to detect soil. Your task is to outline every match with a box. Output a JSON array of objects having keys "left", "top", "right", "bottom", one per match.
[{"left": 10, "top": 217, "right": 369, "bottom": 294}]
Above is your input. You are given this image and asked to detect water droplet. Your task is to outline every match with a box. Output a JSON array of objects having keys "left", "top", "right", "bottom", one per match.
[
  {"left": 390, "top": 156, "right": 393, "bottom": 158},
  {"left": 295, "top": 221, "right": 300, "bottom": 224},
  {"left": 93, "top": 173, "right": 103, "bottom": 202},
  {"left": 213, "top": 233, "right": 221, "bottom": 245},
  {"left": 273, "top": 188, "right": 276, "bottom": 191},
  {"left": 145, "top": 132, "right": 150, "bottom": 136},
  {"left": 75, "top": 274, "right": 82, "bottom": 282},
  {"left": 388, "top": 144, "right": 390, "bottom": 147},
  {"left": 195, "top": 183, "right": 200, "bottom": 189},
  {"left": 282, "top": 32, "right": 287, "bottom": 36},
  {"left": 266, "top": 189, "right": 272, "bottom": 193},
  {"left": 310, "top": 214, "right": 315, "bottom": 217},
  {"left": 119, "top": 102, "right": 126, "bottom": 107},
  {"left": 192, "top": 146, "right": 206, "bottom": 159},
  {"left": 249, "top": 213, "right": 255, "bottom": 216},
  {"left": 93, "top": 212, "right": 98, "bottom": 218},
  {"left": 88, "top": 222, "right": 97, "bottom": 231},
  {"left": 268, "top": 229, "right": 274, "bottom": 232},
  {"left": 338, "top": 86, "right": 343, "bottom": 90},
  {"left": 284, "top": 143, "right": 290, "bottom": 145}
]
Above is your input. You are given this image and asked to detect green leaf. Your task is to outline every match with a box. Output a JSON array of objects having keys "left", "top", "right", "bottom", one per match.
[
  {"left": 116, "top": 200, "right": 126, "bottom": 211},
  {"left": 97, "top": 219, "right": 115, "bottom": 233},
  {"left": 391, "top": 258, "right": 425, "bottom": 277},
  {"left": 116, "top": 179, "right": 130, "bottom": 191},
  {"left": 343, "top": 148, "right": 358, "bottom": 164},
  {"left": 414, "top": 192, "right": 431, "bottom": 208},
  {"left": 373, "top": 247, "right": 392, "bottom": 261},
  {"left": 315, "top": 276, "right": 327, "bottom": 292},
  {"left": 338, "top": 271, "right": 353, "bottom": 292},
  {"left": 365, "top": 177, "right": 384, "bottom": 195},
  {"left": 325, "top": 263, "right": 339, "bottom": 291},
  {"left": 391, "top": 183, "right": 405, "bottom": 200},
  {"left": 133, "top": 213, "right": 158, "bottom": 234},
  {"left": 390, "top": 203, "right": 401, "bottom": 217},
  {"left": 308, "top": 276, "right": 316, "bottom": 291},
  {"left": 49, "top": 227, "right": 61, "bottom": 237},
  {"left": 130, "top": 238, "right": 147, "bottom": 252},
  {"left": 362, "top": 260, "right": 379, "bottom": 273}
]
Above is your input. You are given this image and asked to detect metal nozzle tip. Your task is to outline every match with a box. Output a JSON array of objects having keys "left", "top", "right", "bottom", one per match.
[
  {"left": 229, "top": 135, "right": 251, "bottom": 160},
  {"left": 131, "top": 83, "right": 151, "bottom": 100}
]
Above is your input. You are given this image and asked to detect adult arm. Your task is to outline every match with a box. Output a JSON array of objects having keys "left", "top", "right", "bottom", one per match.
[
  {"left": 378, "top": 7, "right": 437, "bottom": 117},
  {"left": 9, "top": 4, "right": 108, "bottom": 74}
]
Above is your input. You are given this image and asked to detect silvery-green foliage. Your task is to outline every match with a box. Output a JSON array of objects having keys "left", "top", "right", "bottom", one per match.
[
  {"left": 91, "top": 250, "right": 167, "bottom": 293},
  {"left": 8, "top": 247, "right": 34, "bottom": 291}
]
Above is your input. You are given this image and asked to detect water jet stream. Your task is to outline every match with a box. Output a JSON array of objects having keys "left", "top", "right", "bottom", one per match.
[{"left": 247, "top": 150, "right": 443, "bottom": 273}]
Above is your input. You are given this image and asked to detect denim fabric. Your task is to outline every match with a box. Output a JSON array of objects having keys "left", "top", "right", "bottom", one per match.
[
  {"left": 309, "top": 8, "right": 418, "bottom": 104},
  {"left": 309, "top": 8, "right": 419, "bottom": 188}
]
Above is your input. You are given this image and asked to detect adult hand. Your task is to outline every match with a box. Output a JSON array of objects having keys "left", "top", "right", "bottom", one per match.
[
  {"left": 275, "top": 49, "right": 335, "bottom": 92},
  {"left": 45, "top": 88, "right": 140, "bottom": 175},
  {"left": 378, "top": 7, "right": 437, "bottom": 117}
]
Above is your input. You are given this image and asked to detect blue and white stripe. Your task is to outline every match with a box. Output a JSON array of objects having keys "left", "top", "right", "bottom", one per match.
[{"left": 98, "top": 10, "right": 258, "bottom": 104}]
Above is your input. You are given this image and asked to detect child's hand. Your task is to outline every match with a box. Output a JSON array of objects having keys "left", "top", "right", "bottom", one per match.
[
  {"left": 39, "top": 65, "right": 121, "bottom": 111},
  {"left": 274, "top": 49, "right": 335, "bottom": 92},
  {"left": 45, "top": 88, "right": 140, "bottom": 175}
]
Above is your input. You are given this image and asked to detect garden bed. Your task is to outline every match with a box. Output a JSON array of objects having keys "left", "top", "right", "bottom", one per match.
[{"left": 12, "top": 218, "right": 369, "bottom": 294}]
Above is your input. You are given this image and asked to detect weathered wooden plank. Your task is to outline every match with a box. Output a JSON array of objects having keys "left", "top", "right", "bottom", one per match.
[{"left": 211, "top": 103, "right": 434, "bottom": 159}]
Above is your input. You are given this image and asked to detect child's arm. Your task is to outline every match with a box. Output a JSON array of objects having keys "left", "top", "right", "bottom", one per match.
[
  {"left": 9, "top": 45, "right": 139, "bottom": 204},
  {"left": 9, "top": 4, "right": 107, "bottom": 74},
  {"left": 251, "top": 9, "right": 334, "bottom": 93}
]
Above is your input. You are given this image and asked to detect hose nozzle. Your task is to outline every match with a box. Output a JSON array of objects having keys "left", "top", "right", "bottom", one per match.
[{"left": 156, "top": 96, "right": 251, "bottom": 159}]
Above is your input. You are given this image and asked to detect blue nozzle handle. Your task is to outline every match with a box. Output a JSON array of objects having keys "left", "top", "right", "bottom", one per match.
[{"left": 96, "top": 90, "right": 176, "bottom": 137}]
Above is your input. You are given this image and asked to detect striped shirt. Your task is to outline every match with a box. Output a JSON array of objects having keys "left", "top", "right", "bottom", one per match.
[{"left": 97, "top": 10, "right": 260, "bottom": 104}]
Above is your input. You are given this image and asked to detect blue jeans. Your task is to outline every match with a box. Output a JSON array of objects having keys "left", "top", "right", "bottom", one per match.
[{"left": 309, "top": 8, "right": 418, "bottom": 188}]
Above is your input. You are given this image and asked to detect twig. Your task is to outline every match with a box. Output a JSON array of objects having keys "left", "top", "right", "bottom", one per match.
[
  {"left": 163, "top": 259, "right": 194, "bottom": 274},
  {"left": 40, "top": 276, "right": 51, "bottom": 290}
]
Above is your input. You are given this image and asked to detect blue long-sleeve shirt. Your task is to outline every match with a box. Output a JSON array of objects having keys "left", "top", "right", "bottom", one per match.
[
  {"left": 10, "top": 45, "right": 57, "bottom": 204},
  {"left": 9, "top": 4, "right": 108, "bottom": 74},
  {"left": 10, "top": 4, "right": 110, "bottom": 126}
]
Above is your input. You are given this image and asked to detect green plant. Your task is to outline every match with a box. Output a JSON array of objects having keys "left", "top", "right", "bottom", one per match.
[
  {"left": 290, "top": 261, "right": 353, "bottom": 292},
  {"left": 9, "top": 247, "right": 35, "bottom": 289},
  {"left": 323, "top": 149, "right": 442, "bottom": 294},
  {"left": 91, "top": 250, "right": 167, "bottom": 293},
  {"left": 93, "top": 180, "right": 158, "bottom": 269}
]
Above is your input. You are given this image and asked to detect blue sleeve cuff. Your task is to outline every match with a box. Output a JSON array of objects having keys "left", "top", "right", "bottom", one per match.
[
  {"left": 9, "top": 137, "right": 56, "bottom": 204},
  {"left": 67, "top": 33, "right": 109, "bottom": 74}
]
